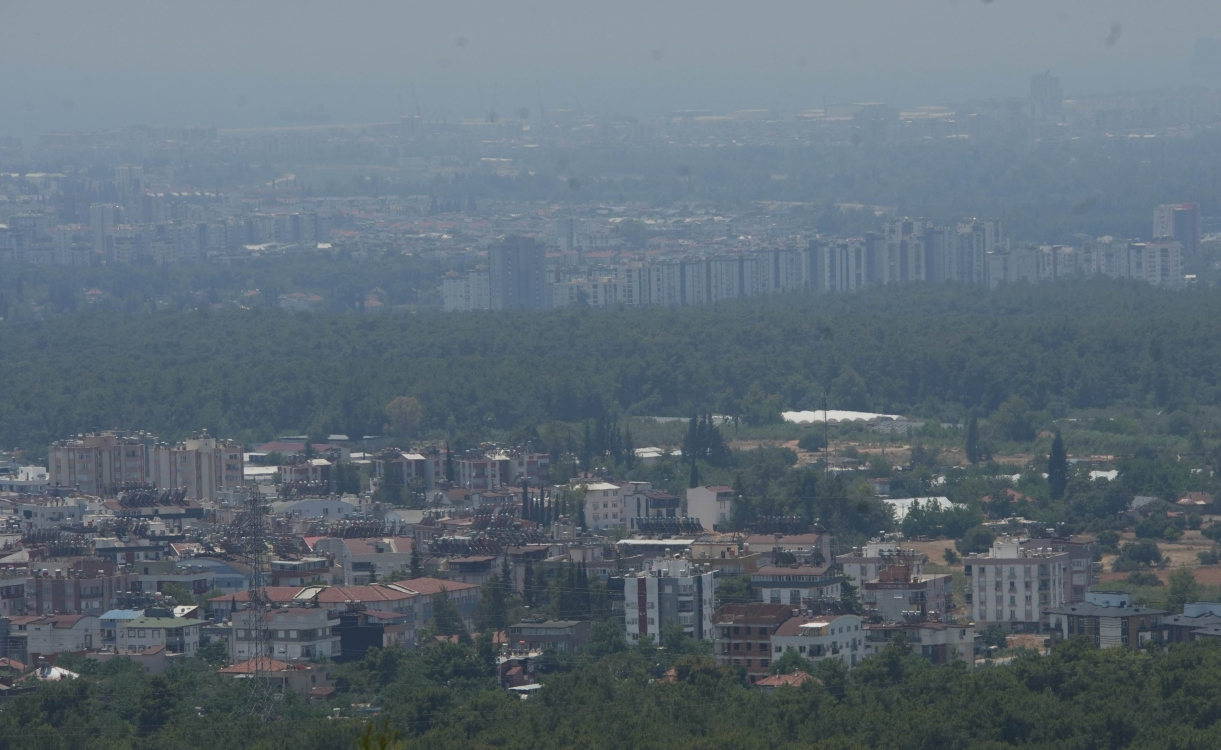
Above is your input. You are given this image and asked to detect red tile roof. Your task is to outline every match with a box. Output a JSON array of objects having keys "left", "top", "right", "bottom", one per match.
[
  {"left": 756, "top": 671, "right": 818, "bottom": 688},
  {"left": 398, "top": 577, "right": 479, "bottom": 596}
]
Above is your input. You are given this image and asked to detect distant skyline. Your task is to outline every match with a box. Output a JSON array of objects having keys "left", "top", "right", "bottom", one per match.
[{"left": 1, "top": 0, "right": 1219, "bottom": 137}]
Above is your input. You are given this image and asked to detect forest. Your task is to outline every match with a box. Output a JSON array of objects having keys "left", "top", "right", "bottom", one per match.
[
  {"left": 0, "top": 279, "right": 1218, "bottom": 459},
  {"left": 10, "top": 634, "right": 1221, "bottom": 749}
]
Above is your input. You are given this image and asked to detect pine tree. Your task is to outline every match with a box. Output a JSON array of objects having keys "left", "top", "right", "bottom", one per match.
[
  {"left": 965, "top": 415, "right": 981, "bottom": 464},
  {"left": 1048, "top": 430, "right": 1069, "bottom": 501}
]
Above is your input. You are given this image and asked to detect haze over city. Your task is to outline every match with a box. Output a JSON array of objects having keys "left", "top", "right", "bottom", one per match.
[{"left": 5, "top": 2, "right": 1221, "bottom": 748}]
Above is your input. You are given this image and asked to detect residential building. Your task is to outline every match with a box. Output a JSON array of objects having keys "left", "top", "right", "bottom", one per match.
[
  {"left": 0, "top": 577, "right": 27, "bottom": 617},
  {"left": 585, "top": 482, "right": 627, "bottom": 531},
  {"left": 1019, "top": 537, "right": 1097, "bottom": 603},
  {"left": 752, "top": 565, "right": 844, "bottom": 607},
  {"left": 442, "top": 268, "right": 493, "bottom": 312},
  {"left": 150, "top": 435, "right": 244, "bottom": 502},
  {"left": 310, "top": 537, "right": 414, "bottom": 585},
  {"left": 685, "top": 485, "right": 735, "bottom": 531},
  {"left": 25, "top": 614, "right": 99, "bottom": 660},
  {"left": 621, "top": 559, "right": 715, "bottom": 644},
  {"left": 1153, "top": 202, "right": 1199, "bottom": 256},
  {"left": 26, "top": 564, "right": 138, "bottom": 615},
  {"left": 490, "top": 235, "right": 547, "bottom": 310},
  {"left": 1162, "top": 602, "right": 1221, "bottom": 644},
  {"left": 116, "top": 610, "right": 202, "bottom": 656},
  {"left": 863, "top": 621, "right": 974, "bottom": 667},
  {"left": 219, "top": 657, "right": 335, "bottom": 699},
  {"left": 861, "top": 564, "right": 953, "bottom": 622},
  {"left": 964, "top": 538, "right": 1070, "bottom": 632},
  {"left": 231, "top": 607, "right": 340, "bottom": 662},
  {"left": 837, "top": 541, "right": 925, "bottom": 588},
  {"left": 1047, "top": 590, "right": 1166, "bottom": 648},
  {"left": 506, "top": 619, "right": 591, "bottom": 654},
  {"left": 771, "top": 614, "right": 865, "bottom": 669},
  {"left": 745, "top": 533, "right": 832, "bottom": 568},
  {"left": 49, "top": 432, "right": 152, "bottom": 494},
  {"left": 713, "top": 603, "right": 795, "bottom": 683},
  {"left": 100, "top": 609, "right": 143, "bottom": 649},
  {"left": 336, "top": 610, "right": 413, "bottom": 659}
]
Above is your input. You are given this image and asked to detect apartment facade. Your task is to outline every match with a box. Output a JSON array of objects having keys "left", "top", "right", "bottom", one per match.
[
  {"left": 964, "top": 538, "right": 1070, "bottom": 631},
  {"left": 49, "top": 432, "right": 152, "bottom": 494},
  {"left": 752, "top": 565, "right": 844, "bottom": 607},
  {"left": 685, "top": 485, "right": 735, "bottom": 531},
  {"left": 622, "top": 559, "right": 715, "bottom": 644},
  {"left": 771, "top": 614, "right": 865, "bottom": 669},
  {"left": 151, "top": 435, "right": 244, "bottom": 502},
  {"left": 713, "top": 602, "right": 795, "bottom": 683}
]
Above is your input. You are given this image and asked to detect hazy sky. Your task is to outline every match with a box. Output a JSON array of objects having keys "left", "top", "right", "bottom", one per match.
[{"left": 2, "top": 0, "right": 1218, "bottom": 135}]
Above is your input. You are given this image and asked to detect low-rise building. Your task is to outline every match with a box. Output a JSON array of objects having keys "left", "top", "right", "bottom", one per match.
[
  {"left": 863, "top": 621, "right": 974, "bottom": 667},
  {"left": 861, "top": 564, "right": 953, "bottom": 621},
  {"left": 219, "top": 657, "right": 335, "bottom": 699},
  {"left": 1161, "top": 602, "right": 1221, "bottom": 644},
  {"left": 1047, "top": 590, "right": 1166, "bottom": 648},
  {"left": 713, "top": 603, "right": 795, "bottom": 683},
  {"left": 752, "top": 565, "right": 843, "bottom": 607},
  {"left": 231, "top": 607, "right": 340, "bottom": 662},
  {"left": 584, "top": 482, "right": 627, "bottom": 532},
  {"left": 837, "top": 541, "right": 925, "bottom": 588},
  {"left": 25, "top": 614, "right": 99, "bottom": 660},
  {"left": 771, "top": 614, "right": 864, "bottom": 669},
  {"left": 685, "top": 485, "right": 735, "bottom": 531},
  {"left": 506, "top": 619, "right": 591, "bottom": 654},
  {"left": 116, "top": 610, "right": 202, "bottom": 656}
]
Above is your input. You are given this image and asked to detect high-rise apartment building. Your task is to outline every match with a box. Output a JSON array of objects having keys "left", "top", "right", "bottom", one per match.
[
  {"left": 49, "top": 432, "right": 154, "bottom": 495},
  {"left": 151, "top": 435, "right": 244, "bottom": 502},
  {"left": 620, "top": 559, "right": 716, "bottom": 644},
  {"left": 489, "top": 236, "right": 547, "bottom": 310},
  {"left": 1153, "top": 203, "right": 1199, "bottom": 256}
]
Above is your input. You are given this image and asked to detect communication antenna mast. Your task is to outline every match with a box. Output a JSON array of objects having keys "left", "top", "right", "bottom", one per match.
[{"left": 234, "top": 484, "right": 275, "bottom": 716}]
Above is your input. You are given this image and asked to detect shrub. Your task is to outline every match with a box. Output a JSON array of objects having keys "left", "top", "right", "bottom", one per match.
[{"left": 1126, "top": 571, "right": 1163, "bottom": 587}]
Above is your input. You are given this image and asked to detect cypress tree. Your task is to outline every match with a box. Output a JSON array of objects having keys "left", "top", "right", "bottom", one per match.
[
  {"left": 1048, "top": 430, "right": 1069, "bottom": 501},
  {"left": 965, "top": 416, "right": 981, "bottom": 464},
  {"left": 689, "top": 459, "right": 700, "bottom": 489}
]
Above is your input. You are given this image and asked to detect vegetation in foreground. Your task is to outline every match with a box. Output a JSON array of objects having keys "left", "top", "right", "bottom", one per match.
[{"left": 10, "top": 635, "right": 1221, "bottom": 750}]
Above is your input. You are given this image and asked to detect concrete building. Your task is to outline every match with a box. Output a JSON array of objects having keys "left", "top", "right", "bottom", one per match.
[
  {"left": 1154, "top": 202, "right": 1199, "bottom": 256},
  {"left": 685, "top": 485, "right": 734, "bottom": 531},
  {"left": 752, "top": 565, "right": 844, "bottom": 607},
  {"left": 837, "top": 541, "right": 925, "bottom": 587},
  {"left": 1047, "top": 591, "right": 1166, "bottom": 648},
  {"left": 584, "top": 482, "right": 627, "bottom": 532},
  {"left": 964, "top": 538, "right": 1070, "bottom": 631},
  {"left": 506, "top": 619, "right": 591, "bottom": 654},
  {"left": 490, "top": 235, "right": 547, "bottom": 310},
  {"left": 861, "top": 564, "right": 953, "bottom": 622},
  {"left": 24, "top": 614, "right": 99, "bottom": 660},
  {"left": 49, "top": 432, "right": 153, "bottom": 495},
  {"left": 1019, "top": 537, "right": 1097, "bottom": 603},
  {"left": 713, "top": 602, "right": 795, "bottom": 683},
  {"left": 231, "top": 607, "right": 340, "bottom": 662},
  {"left": 863, "top": 621, "right": 974, "bottom": 666},
  {"left": 310, "top": 537, "right": 414, "bottom": 585},
  {"left": 150, "top": 435, "right": 244, "bottom": 502},
  {"left": 116, "top": 610, "right": 202, "bottom": 656},
  {"left": 621, "top": 559, "right": 715, "bottom": 644},
  {"left": 771, "top": 614, "right": 865, "bottom": 669}
]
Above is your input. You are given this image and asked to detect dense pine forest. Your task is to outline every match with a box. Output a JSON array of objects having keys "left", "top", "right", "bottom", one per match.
[
  {"left": 9, "top": 637, "right": 1221, "bottom": 750},
  {"left": 0, "top": 279, "right": 1214, "bottom": 456}
]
